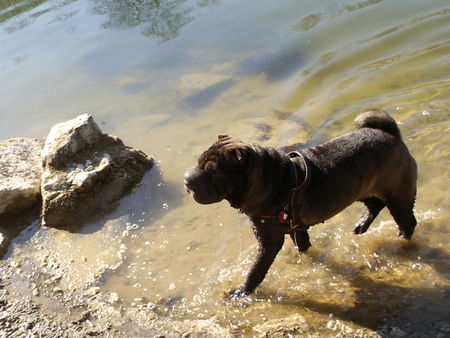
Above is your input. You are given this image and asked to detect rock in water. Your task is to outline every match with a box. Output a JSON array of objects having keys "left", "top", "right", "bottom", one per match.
[
  {"left": 41, "top": 114, "right": 153, "bottom": 228},
  {"left": 0, "top": 138, "right": 44, "bottom": 214},
  {"left": 228, "top": 115, "right": 313, "bottom": 149}
]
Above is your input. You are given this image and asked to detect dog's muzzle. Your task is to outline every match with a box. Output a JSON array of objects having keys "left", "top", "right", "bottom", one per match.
[{"left": 184, "top": 167, "right": 225, "bottom": 204}]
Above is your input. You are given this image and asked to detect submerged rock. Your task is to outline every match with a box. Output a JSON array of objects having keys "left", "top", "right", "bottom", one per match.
[
  {"left": 228, "top": 114, "right": 314, "bottom": 149},
  {"left": 41, "top": 114, "right": 153, "bottom": 228},
  {"left": 0, "top": 138, "right": 44, "bottom": 214}
]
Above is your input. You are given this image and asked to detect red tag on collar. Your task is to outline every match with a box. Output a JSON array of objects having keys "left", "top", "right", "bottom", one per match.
[{"left": 278, "top": 210, "right": 289, "bottom": 223}]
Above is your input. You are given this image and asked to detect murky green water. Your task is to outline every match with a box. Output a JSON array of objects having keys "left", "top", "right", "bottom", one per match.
[{"left": 1, "top": 0, "right": 449, "bottom": 335}]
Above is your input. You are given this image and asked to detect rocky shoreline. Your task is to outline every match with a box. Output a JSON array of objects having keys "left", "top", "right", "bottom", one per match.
[
  {"left": 0, "top": 115, "right": 153, "bottom": 256},
  {"left": 3, "top": 255, "right": 449, "bottom": 338},
  {"left": 0, "top": 114, "right": 231, "bottom": 337},
  {"left": 1, "top": 234, "right": 228, "bottom": 337}
]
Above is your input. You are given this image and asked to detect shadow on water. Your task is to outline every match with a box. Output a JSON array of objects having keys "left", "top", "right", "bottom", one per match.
[
  {"left": 61, "top": 165, "right": 183, "bottom": 235},
  {"left": 0, "top": 205, "right": 41, "bottom": 258},
  {"left": 185, "top": 78, "right": 236, "bottom": 109},
  {"left": 239, "top": 46, "right": 305, "bottom": 81},
  {"left": 2, "top": 165, "right": 183, "bottom": 257},
  {"left": 274, "top": 242, "right": 450, "bottom": 334},
  {"left": 80, "top": 165, "right": 183, "bottom": 235}
]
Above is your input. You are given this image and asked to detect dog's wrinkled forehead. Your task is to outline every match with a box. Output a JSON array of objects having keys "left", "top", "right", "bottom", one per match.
[{"left": 198, "top": 135, "right": 254, "bottom": 170}]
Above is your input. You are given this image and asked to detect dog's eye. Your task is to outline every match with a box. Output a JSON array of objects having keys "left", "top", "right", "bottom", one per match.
[{"left": 204, "top": 161, "right": 218, "bottom": 173}]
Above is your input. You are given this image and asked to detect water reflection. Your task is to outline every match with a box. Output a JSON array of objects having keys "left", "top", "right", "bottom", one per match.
[
  {"left": 91, "top": 0, "right": 219, "bottom": 42},
  {"left": 292, "top": 13, "right": 322, "bottom": 32},
  {"left": 0, "top": 0, "right": 47, "bottom": 25},
  {"left": 344, "top": 0, "right": 383, "bottom": 12},
  {"left": 1, "top": 0, "right": 78, "bottom": 33},
  {"left": 1, "top": 0, "right": 219, "bottom": 41}
]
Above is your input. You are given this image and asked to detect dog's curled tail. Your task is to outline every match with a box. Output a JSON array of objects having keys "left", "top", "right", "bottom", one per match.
[{"left": 354, "top": 109, "right": 401, "bottom": 137}]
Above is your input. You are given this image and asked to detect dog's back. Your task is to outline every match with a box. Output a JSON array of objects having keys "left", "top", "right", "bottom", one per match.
[
  {"left": 300, "top": 110, "right": 417, "bottom": 239},
  {"left": 303, "top": 110, "right": 411, "bottom": 175}
]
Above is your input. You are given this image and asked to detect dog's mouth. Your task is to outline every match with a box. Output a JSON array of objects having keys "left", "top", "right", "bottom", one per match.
[
  {"left": 184, "top": 179, "right": 193, "bottom": 195},
  {"left": 185, "top": 183, "right": 224, "bottom": 204},
  {"left": 184, "top": 169, "right": 226, "bottom": 205}
]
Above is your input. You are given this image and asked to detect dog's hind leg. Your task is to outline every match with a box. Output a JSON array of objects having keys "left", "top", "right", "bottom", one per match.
[
  {"left": 354, "top": 197, "right": 385, "bottom": 234},
  {"left": 290, "top": 230, "right": 311, "bottom": 253},
  {"left": 387, "top": 199, "right": 417, "bottom": 239}
]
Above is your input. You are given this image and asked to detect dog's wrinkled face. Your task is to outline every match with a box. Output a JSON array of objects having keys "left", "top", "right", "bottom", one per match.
[{"left": 184, "top": 135, "right": 254, "bottom": 206}]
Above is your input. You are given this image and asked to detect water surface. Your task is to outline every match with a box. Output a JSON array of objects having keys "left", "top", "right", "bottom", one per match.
[{"left": 1, "top": 0, "right": 449, "bottom": 335}]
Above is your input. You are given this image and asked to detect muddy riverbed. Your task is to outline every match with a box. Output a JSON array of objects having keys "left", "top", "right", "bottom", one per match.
[{"left": 1, "top": 0, "right": 450, "bottom": 336}]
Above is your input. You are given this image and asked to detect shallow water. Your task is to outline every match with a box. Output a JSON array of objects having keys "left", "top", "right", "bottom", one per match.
[{"left": 1, "top": 0, "right": 449, "bottom": 335}]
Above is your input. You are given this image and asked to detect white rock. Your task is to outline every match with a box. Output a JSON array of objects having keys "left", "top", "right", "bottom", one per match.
[
  {"left": 0, "top": 138, "right": 44, "bottom": 214},
  {"left": 40, "top": 114, "right": 153, "bottom": 228},
  {"left": 87, "top": 287, "right": 101, "bottom": 296},
  {"left": 109, "top": 292, "right": 120, "bottom": 303},
  {"left": 41, "top": 114, "right": 102, "bottom": 168}
]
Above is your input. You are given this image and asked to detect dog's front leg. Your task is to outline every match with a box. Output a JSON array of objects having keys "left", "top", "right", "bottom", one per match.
[{"left": 230, "top": 225, "right": 284, "bottom": 299}]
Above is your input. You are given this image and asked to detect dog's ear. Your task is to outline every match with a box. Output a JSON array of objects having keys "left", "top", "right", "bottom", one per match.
[
  {"left": 218, "top": 134, "right": 229, "bottom": 140},
  {"left": 232, "top": 146, "right": 255, "bottom": 162},
  {"left": 235, "top": 149, "right": 242, "bottom": 161}
]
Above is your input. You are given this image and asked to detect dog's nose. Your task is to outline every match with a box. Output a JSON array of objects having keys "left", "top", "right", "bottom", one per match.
[{"left": 184, "top": 167, "right": 198, "bottom": 184}]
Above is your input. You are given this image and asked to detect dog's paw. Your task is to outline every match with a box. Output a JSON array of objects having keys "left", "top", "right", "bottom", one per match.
[
  {"left": 296, "top": 241, "right": 311, "bottom": 253},
  {"left": 353, "top": 225, "right": 365, "bottom": 234},
  {"left": 228, "top": 288, "right": 250, "bottom": 300},
  {"left": 398, "top": 230, "right": 413, "bottom": 240},
  {"left": 292, "top": 231, "right": 311, "bottom": 253}
]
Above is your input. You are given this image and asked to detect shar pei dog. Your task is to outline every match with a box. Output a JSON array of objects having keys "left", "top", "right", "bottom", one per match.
[{"left": 184, "top": 110, "right": 417, "bottom": 299}]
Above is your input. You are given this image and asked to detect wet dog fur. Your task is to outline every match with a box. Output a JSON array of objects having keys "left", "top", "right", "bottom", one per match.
[{"left": 184, "top": 110, "right": 417, "bottom": 299}]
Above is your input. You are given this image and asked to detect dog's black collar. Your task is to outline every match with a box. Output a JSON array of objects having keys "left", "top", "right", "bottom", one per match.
[{"left": 250, "top": 151, "right": 310, "bottom": 231}]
